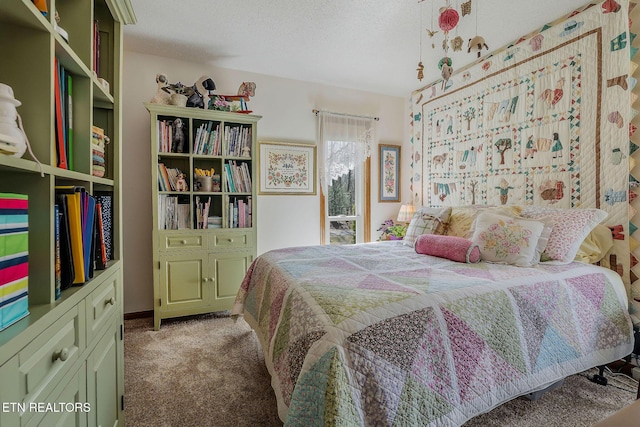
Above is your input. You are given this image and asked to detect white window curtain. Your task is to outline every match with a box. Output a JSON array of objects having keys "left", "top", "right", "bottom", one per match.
[{"left": 316, "top": 111, "right": 376, "bottom": 194}]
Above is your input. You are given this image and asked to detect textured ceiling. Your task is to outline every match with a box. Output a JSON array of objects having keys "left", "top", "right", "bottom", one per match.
[{"left": 124, "top": 0, "right": 591, "bottom": 97}]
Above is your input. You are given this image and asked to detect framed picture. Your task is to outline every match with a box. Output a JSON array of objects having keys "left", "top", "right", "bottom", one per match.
[
  {"left": 379, "top": 144, "right": 401, "bottom": 202},
  {"left": 258, "top": 141, "right": 317, "bottom": 195}
]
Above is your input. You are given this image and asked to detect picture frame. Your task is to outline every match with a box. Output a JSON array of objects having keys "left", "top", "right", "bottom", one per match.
[
  {"left": 258, "top": 141, "right": 317, "bottom": 195},
  {"left": 379, "top": 144, "right": 401, "bottom": 202}
]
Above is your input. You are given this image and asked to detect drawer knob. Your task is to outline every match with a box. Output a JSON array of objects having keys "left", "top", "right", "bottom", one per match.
[
  {"left": 203, "top": 278, "right": 209, "bottom": 282},
  {"left": 105, "top": 297, "right": 116, "bottom": 306},
  {"left": 227, "top": 238, "right": 234, "bottom": 243},
  {"left": 181, "top": 240, "right": 187, "bottom": 244},
  {"left": 52, "top": 348, "right": 69, "bottom": 362}
]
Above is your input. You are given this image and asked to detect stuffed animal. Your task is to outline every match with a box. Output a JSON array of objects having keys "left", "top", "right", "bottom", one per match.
[
  {"left": 186, "top": 75, "right": 216, "bottom": 109},
  {"left": 171, "top": 118, "right": 185, "bottom": 153},
  {"left": 149, "top": 74, "right": 188, "bottom": 107},
  {"left": 149, "top": 74, "right": 171, "bottom": 105},
  {"left": 174, "top": 173, "right": 188, "bottom": 192},
  {"left": 468, "top": 36, "right": 489, "bottom": 58}
]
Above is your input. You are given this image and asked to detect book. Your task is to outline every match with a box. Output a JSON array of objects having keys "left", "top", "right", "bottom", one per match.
[
  {"left": 64, "top": 192, "right": 85, "bottom": 284},
  {"left": 55, "top": 194, "right": 74, "bottom": 290},
  {"left": 56, "top": 186, "right": 86, "bottom": 284},
  {"left": 89, "top": 206, "right": 97, "bottom": 278},
  {"left": 82, "top": 195, "right": 96, "bottom": 281},
  {"left": 60, "top": 64, "right": 67, "bottom": 164},
  {"left": 54, "top": 204, "right": 61, "bottom": 300},
  {"left": 96, "top": 193, "right": 112, "bottom": 260},
  {"left": 53, "top": 58, "right": 67, "bottom": 169},
  {"left": 95, "top": 202, "right": 107, "bottom": 269},
  {"left": 67, "top": 73, "right": 73, "bottom": 170}
]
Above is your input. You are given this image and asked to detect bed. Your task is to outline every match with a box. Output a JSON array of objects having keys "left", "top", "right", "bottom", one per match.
[{"left": 232, "top": 236, "right": 634, "bottom": 426}]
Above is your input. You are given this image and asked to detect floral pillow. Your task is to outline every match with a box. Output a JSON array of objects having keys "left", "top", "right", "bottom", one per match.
[
  {"left": 403, "top": 206, "right": 452, "bottom": 248},
  {"left": 520, "top": 206, "right": 608, "bottom": 264},
  {"left": 470, "top": 212, "right": 551, "bottom": 267},
  {"left": 445, "top": 205, "right": 523, "bottom": 239}
]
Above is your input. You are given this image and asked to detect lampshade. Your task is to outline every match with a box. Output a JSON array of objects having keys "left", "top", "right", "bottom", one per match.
[{"left": 397, "top": 204, "right": 416, "bottom": 223}]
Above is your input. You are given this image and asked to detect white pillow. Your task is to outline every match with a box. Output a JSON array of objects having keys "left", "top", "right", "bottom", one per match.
[{"left": 471, "top": 212, "right": 551, "bottom": 267}]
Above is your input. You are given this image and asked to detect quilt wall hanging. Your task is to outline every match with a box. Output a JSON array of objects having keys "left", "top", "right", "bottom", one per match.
[{"left": 409, "top": 0, "right": 640, "bottom": 316}]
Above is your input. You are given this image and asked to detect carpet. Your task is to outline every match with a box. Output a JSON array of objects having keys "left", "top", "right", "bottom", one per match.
[{"left": 124, "top": 313, "right": 637, "bottom": 427}]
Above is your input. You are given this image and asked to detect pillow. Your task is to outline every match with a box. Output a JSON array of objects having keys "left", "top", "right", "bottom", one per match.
[
  {"left": 574, "top": 224, "right": 614, "bottom": 264},
  {"left": 415, "top": 234, "right": 481, "bottom": 263},
  {"left": 520, "top": 206, "right": 608, "bottom": 264},
  {"left": 445, "top": 205, "right": 523, "bottom": 238},
  {"left": 403, "top": 206, "right": 452, "bottom": 248},
  {"left": 470, "top": 212, "right": 550, "bottom": 267}
]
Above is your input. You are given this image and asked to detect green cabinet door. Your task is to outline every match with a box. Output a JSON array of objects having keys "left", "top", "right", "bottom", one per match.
[
  {"left": 158, "top": 253, "right": 211, "bottom": 315},
  {"left": 87, "top": 320, "right": 121, "bottom": 427},
  {"left": 209, "top": 251, "right": 253, "bottom": 312}
]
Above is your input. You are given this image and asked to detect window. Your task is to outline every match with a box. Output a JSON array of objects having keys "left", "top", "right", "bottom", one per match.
[{"left": 317, "top": 112, "right": 375, "bottom": 245}]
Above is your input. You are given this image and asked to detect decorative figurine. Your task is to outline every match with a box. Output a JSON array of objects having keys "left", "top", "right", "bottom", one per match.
[{"left": 174, "top": 173, "right": 188, "bottom": 192}]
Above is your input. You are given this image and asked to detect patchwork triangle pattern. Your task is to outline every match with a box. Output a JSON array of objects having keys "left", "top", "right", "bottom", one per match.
[
  {"left": 444, "top": 292, "right": 527, "bottom": 374},
  {"left": 345, "top": 342, "right": 407, "bottom": 425},
  {"left": 441, "top": 307, "right": 524, "bottom": 402},
  {"left": 566, "top": 274, "right": 631, "bottom": 350},
  {"left": 509, "top": 281, "right": 582, "bottom": 370},
  {"left": 302, "top": 281, "right": 415, "bottom": 324}
]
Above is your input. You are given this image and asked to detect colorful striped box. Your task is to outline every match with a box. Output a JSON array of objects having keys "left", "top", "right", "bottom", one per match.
[{"left": 0, "top": 193, "right": 28, "bottom": 331}]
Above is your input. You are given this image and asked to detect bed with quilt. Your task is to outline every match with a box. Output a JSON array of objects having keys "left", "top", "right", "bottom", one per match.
[{"left": 232, "top": 205, "right": 635, "bottom": 426}]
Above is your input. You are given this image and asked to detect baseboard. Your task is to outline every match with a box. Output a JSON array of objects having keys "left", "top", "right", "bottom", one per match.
[{"left": 124, "top": 310, "right": 153, "bottom": 320}]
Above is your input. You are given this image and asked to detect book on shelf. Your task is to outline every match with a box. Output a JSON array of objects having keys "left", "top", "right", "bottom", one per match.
[
  {"left": 94, "top": 202, "right": 108, "bottom": 270},
  {"left": 55, "top": 187, "right": 109, "bottom": 286},
  {"left": 158, "top": 195, "right": 190, "bottom": 230},
  {"left": 224, "top": 161, "right": 252, "bottom": 193},
  {"left": 193, "top": 121, "right": 221, "bottom": 155},
  {"left": 93, "top": 20, "right": 100, "bottom": 76},
  {"left": 53, "top": 59, "right": 74, "bottom": 170},
  {"left": 227, "top": 196, "right": 252, "bottom": 228},
  {"left": 224, "top": 125, "right": 252, "bottom": 157},
  {"left": 55, "top": 194, "right": 74, "bottom": 290},
  {"left": 157, "top": 118, "right": 188, "bottom": 153},
  {"left": 207, "top": 216, "right": 222, "bottom": 228},
  {"left": 195, "top": 196, "right": 211, "bottom": 229},
  {"left": 0, "top": 193, "right": 29, "bottom": 331},
  {"left": 66, "top": 72, "right": 73, "bottom": 170},
  {"left": 157, "top": 164, "right": 186, "bottom": 192},
  {"left": 54, "top": 58, "right": 67, "bottom": 169},
  {"left": 95, "top": 193, "right": 113, "bottom": 261},
  {"left": 54, "top": 204, "right": 61, "bottom": 300},
  {"left": 61, "top": 189, "right": 85, "bottom": 284},
  {"left": 81, "top": 194, "right": 96, "bottom": 281}
]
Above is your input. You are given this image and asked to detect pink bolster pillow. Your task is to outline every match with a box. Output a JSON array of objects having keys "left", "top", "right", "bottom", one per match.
[{"left": 414, "top": 234, "right": 481, "bottom": 263}]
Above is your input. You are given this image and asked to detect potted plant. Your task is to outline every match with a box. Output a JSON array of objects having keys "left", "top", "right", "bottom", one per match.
[{"left": 377, "top": 219, "right": 408, "bottom": 240}]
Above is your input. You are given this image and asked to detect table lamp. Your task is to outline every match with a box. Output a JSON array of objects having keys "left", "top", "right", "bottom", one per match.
[{"left": 397, "top": 204, "right": 416, "bottom": 223}]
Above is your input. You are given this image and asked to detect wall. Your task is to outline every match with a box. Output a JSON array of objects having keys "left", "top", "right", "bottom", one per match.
[{"left": 121, "top": 51, "right": 408, "bottom": 314}]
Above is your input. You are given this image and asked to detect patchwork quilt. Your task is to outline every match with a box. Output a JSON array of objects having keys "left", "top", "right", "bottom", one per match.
[
  {"left": 409, "top": 1, "right": 640, "bottom": 318},
  {"left": 233, "top": 242, "right": 634, "bottom": 426}
]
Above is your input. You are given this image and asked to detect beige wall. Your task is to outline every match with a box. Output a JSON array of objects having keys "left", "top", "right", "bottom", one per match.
[{"left": 121, "top": 51, "right": 410, "bottom": 314}]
